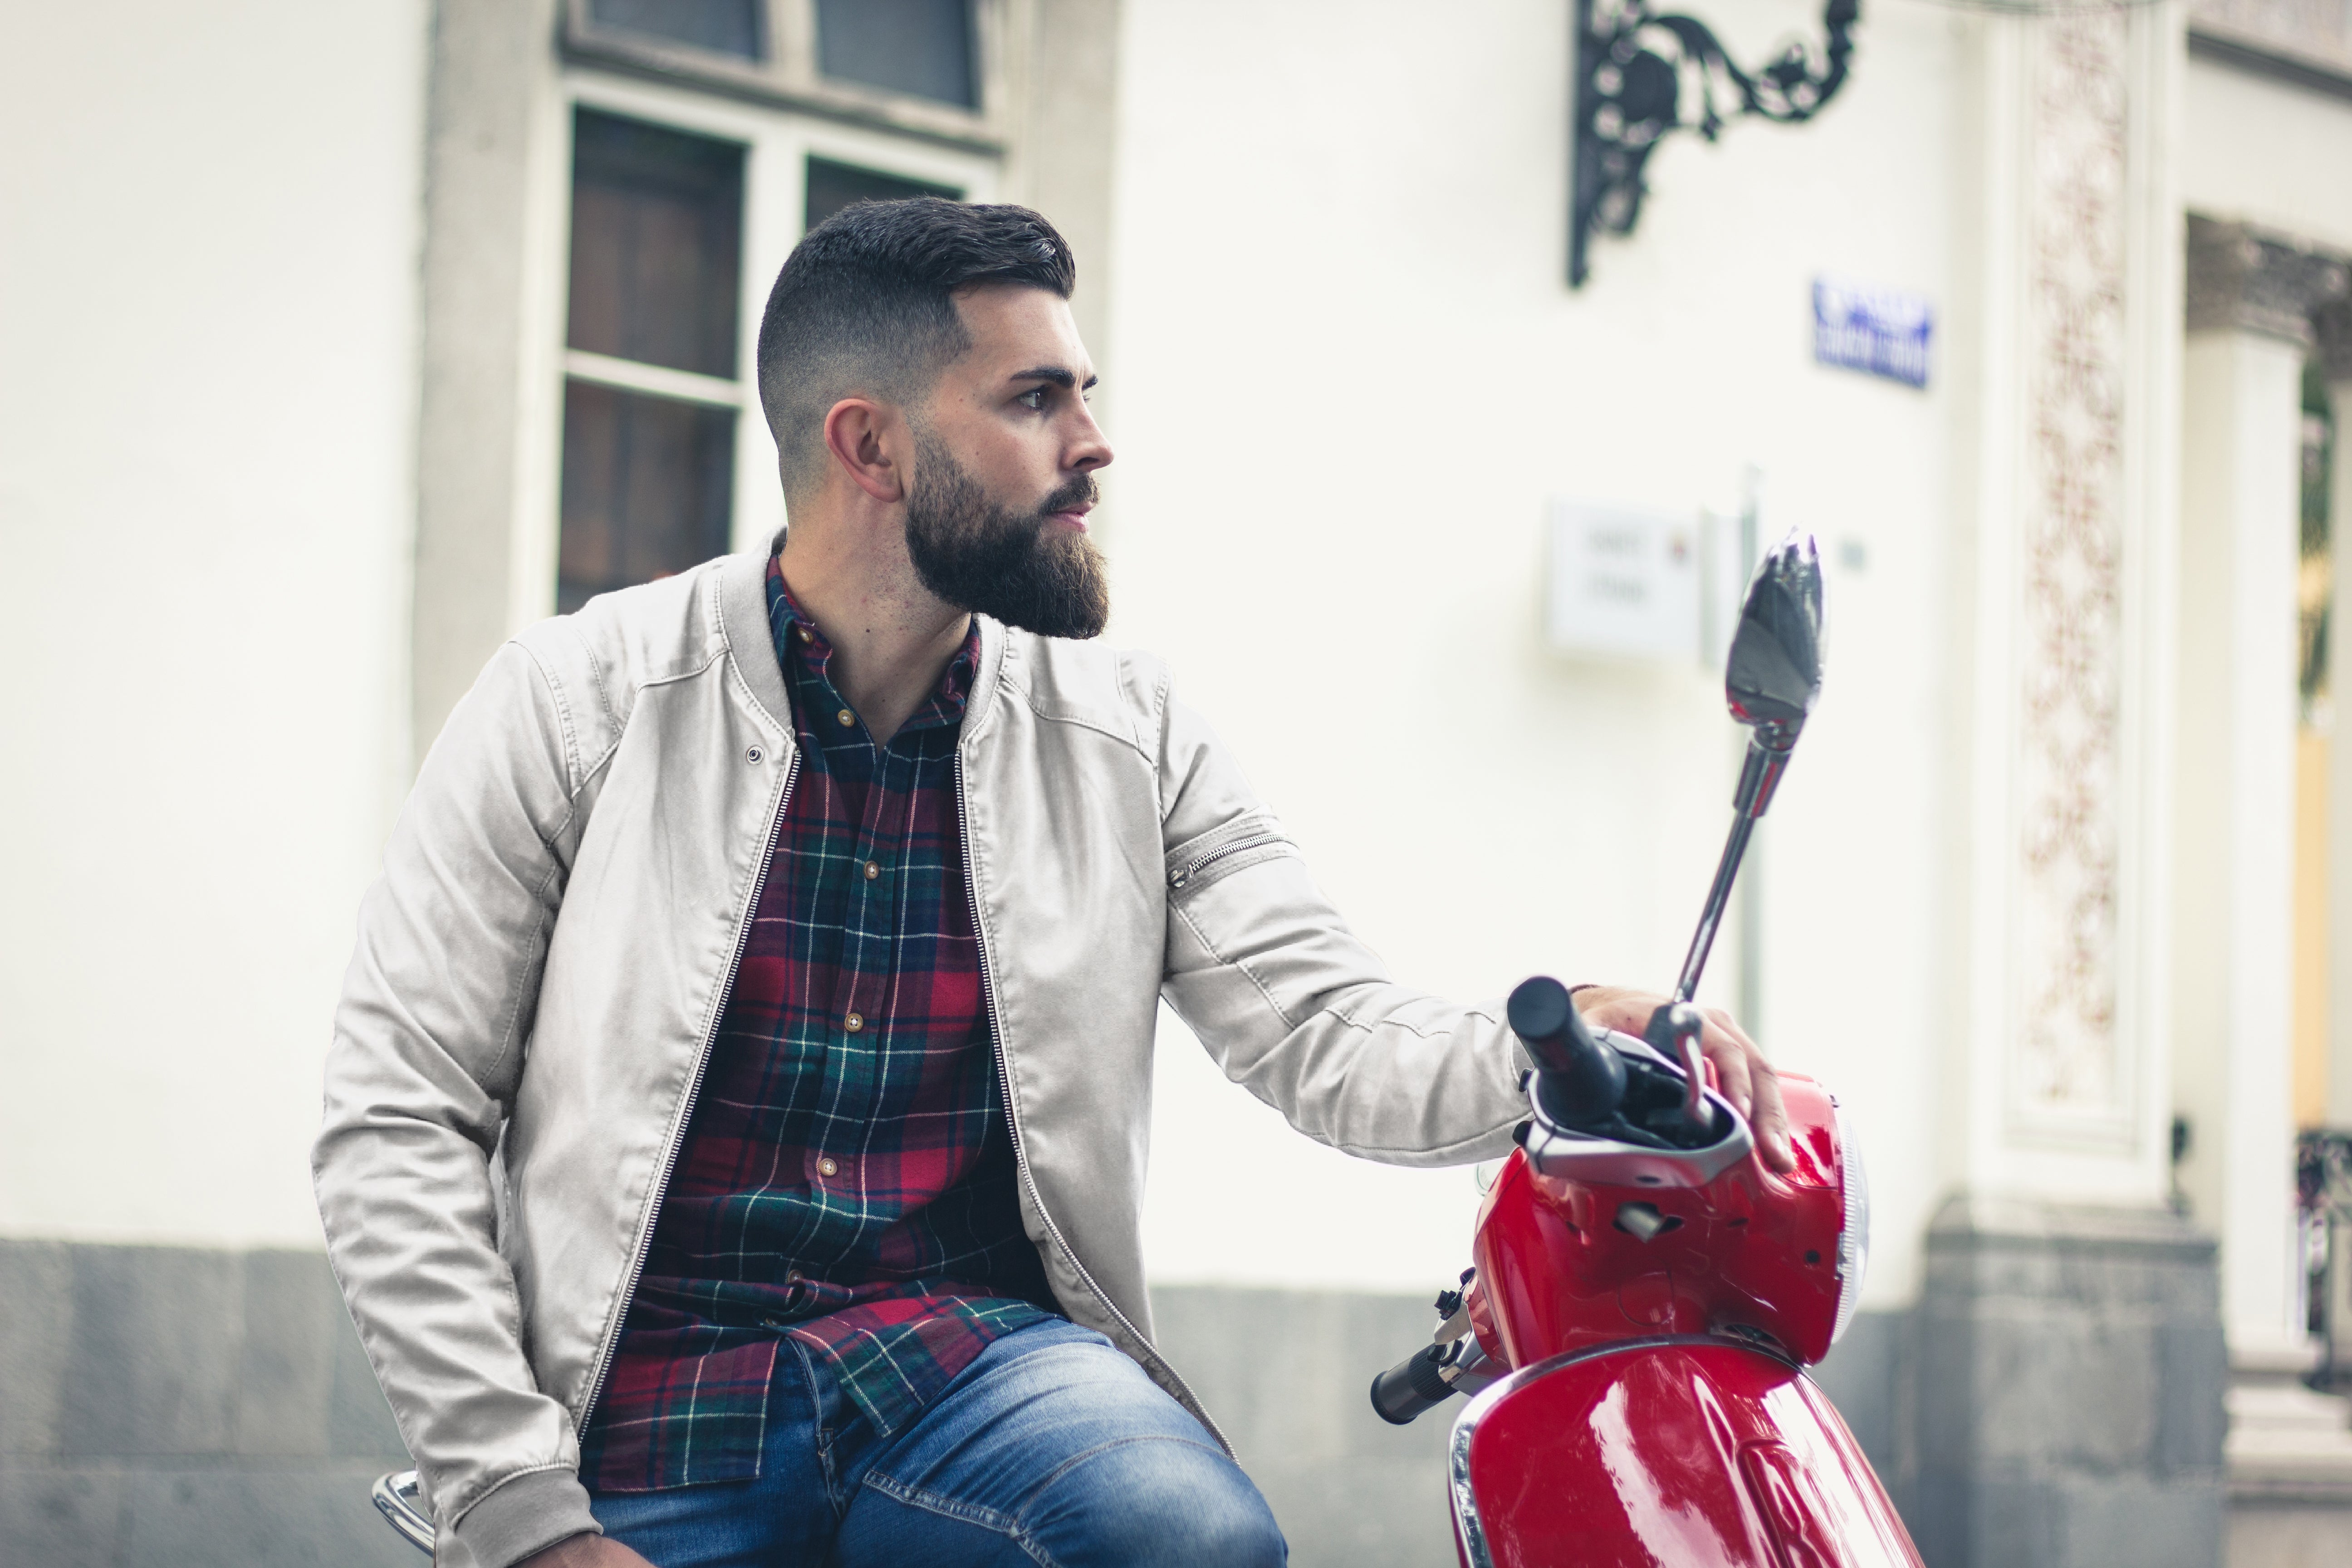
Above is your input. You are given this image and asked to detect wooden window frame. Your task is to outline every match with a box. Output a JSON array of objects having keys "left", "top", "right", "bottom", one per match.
[{"left": 561, "top": 0, "right": 1014, "bottom": 153}]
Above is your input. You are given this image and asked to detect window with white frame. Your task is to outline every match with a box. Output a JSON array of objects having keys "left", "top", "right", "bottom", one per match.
[
  {"left": 558, "top": 108, "right": 749, "bottom": 612},
  {"left": 549, "top": 73, "right": 991, "bottom": 613},
  {"left": 566, "top": 0, "right": 1000, "bottom": 146}
]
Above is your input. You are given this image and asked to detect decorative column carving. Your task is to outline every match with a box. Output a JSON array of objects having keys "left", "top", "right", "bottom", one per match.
[
  {"left": 2014, "top": 7, "right": 2132, "bottom": 1131},
  {"left": 1908, "top": 13, "right": 2233, "bottom": 1563}
]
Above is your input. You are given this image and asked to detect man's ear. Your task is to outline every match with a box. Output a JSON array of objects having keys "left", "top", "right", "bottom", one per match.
[{"left": 821, "top": 397, "right": 907, "bottom": 505}]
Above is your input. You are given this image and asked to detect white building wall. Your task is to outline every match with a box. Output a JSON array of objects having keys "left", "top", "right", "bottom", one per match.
[
  {"left": 2181, "top": 56, "right": 2352, "bottom": 247},
  {"left": 1114, "top": 0, "right": 1958, "bottom": 1307},
  {"left": 0, "top": 0, "right": 429, "bottom": 1245}
]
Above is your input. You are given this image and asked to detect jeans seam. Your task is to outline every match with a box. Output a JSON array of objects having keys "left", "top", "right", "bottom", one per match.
[
  {"left": 1023, "top": 1432, "right": 1235, "bottom": 1499},
  {"left": 785, "top": 1337, "right": 850, "bottom": 1515},
  {"left": 857, "top": 1470, "right": 1049, "bottom": 1563},
  {"left": 858, "top": 1429, "right": 1235, "bottom": 1563}
]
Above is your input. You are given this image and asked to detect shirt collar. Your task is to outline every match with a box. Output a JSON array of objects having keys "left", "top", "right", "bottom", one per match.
[{"left": 764, "top": 553, "right": 980, "bottom": 732}]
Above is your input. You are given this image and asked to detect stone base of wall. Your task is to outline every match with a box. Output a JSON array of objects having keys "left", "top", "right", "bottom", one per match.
[
  {"left": 0, "top": 1239, "right": 416, "bottom": 1568},
  {"left": 2230, "top": 1497, "right": 2352, "bottom": 1568},
  {"left": 1902, "top": 1195, "right": 2230, "bottom": 1568},
  {"left": 0, "top": 1238, "right": 1925, "bottom": 1568},
  {"left": 8, "top": 1218, "right": 2237, "bottom": 1568},
  {"left": 2224, "top": 1345, "right": 2352, "bottom": 1568}
]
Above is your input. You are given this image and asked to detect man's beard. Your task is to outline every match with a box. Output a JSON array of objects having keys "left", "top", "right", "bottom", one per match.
[{"left": 904, "top": 427, "right": 1110, "bottom": 639}]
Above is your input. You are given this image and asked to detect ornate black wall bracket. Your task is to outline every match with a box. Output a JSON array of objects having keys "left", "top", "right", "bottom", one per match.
[{"left": 1571, "top": 0, "right": 1860, "bottom": 287}]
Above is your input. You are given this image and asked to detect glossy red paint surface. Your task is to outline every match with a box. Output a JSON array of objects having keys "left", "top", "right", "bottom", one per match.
[
  {"left": 1470, "top": 1073, "right": 1848, "bottom": 1371},
  {"left": 1459, "top": 1342, "right": 1921, "bottom": 1568}
]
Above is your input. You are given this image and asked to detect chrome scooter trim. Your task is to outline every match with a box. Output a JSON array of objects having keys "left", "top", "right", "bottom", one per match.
[
  {"left": 371, "top": 1469, "right": 434, "bottom": 1556},
  {"left": 1446, "top": 1333, "right": 1803, "bottom": 1568},
  {"left": 1518, "top": 1029, "right": 1756, "bottom": 1189}
]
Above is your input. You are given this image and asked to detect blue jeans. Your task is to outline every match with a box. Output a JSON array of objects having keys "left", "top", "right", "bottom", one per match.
[{"left": 588, "top": 1318, "right": 1286, "bottom": 1568}]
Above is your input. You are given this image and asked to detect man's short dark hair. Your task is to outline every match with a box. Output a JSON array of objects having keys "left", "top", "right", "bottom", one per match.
[{"left": 755, "top": 198, "right": 1076, "bottom": 501}]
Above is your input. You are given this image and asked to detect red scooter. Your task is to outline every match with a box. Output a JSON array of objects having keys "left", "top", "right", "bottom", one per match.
[{"left": 1370, "top": 535, "right": 1921, "bottom": 1568}]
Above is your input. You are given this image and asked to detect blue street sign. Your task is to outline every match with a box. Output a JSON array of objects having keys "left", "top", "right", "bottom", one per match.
[{"left": 1813, "top": 276, "right": 1933, "bottom": 389}]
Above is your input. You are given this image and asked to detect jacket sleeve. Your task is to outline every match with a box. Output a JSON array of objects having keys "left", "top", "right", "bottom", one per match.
[
  {"left": 312, "top": 640, "right": 605, "bottom": 1568},
  {"left": 1154, "top": 682, "right": 1530, "bottom": 1165}
]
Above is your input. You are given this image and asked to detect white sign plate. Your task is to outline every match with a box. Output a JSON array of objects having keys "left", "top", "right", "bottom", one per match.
[
  {"left": 1545, "top": 501, "right": 1745, "bottom": 664},
  {"left": 1547, "top": 501, "right": 1699, "bottom": 661}
]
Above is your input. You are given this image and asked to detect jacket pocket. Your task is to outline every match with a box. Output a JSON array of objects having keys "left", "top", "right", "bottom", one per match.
[{"left": 1166, "top": 812, "right": 1296, "bottom": 898}]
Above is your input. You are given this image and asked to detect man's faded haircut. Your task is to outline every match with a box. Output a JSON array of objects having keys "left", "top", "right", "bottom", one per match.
[{"left": 755, "top": 198, "right": 1076, "bottom": 501}]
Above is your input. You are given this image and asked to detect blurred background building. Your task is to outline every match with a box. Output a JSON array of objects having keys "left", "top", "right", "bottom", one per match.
[{"left": 5, "top": 1, "right": 2352, "bottom": 1564}]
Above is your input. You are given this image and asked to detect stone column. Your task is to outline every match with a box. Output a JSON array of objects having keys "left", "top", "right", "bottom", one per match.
[
  {"left": 2176, "top": 218, "right": 2349, "bottom": 1360},
  {"left": 2325, "top": 297, "right": 2352, "bottom": 1139},
  {"left": 410, "top": 0, "right": 566, "bottom": 760},
  {"left": 1913, "top": 8, "right": 2229, "bottom": 1565},
  {"left": 2175, "top": 220, "right": 2352, "bottom": 1560}
]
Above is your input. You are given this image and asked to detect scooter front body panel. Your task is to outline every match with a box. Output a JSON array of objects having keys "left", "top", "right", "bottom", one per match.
[
  {"left": 1470, "top": 1073, "right": 1850, "bottom": 1370},
  {"left": 1449, "top": 1338, "right": 1920, "bottom": 1568}
]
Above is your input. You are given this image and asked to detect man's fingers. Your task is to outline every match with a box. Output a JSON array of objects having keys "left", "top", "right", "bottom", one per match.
[
  {"left": 1699, "top": 1009, "right": 1795, "bottom": 1174},
  {"left": 1747, "top": 1062, "right": 1794, "bottom": 1172},
  {"left": 1735, "top": 1035, "right": 1795, "bottom": 1174},
  {"left": 1701, "top": 1018, "right": 1754, "bottom": 1116}
]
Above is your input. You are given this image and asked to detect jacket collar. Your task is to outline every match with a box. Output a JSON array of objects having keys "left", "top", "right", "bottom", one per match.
[{"left": 712, "top": 545, "right": 1012, "bottom": 745}]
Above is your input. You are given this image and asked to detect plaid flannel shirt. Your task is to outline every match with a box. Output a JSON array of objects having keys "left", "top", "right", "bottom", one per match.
[{"left": 578, "top": 557, "right": 1055, "bottom": 1492}]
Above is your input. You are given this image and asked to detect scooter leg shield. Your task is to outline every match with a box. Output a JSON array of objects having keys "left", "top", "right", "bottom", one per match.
[{"left": 1447, "top": 1341, "right": 1921, "bottom": 1568}]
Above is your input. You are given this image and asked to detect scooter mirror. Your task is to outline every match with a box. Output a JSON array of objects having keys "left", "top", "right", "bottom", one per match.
[
  {"left": 1725, "top": 533, "right": 1825, "bottom": 749},
  {"left": 1671, "top": 534, "right": 1826, "bottom": 1002}
]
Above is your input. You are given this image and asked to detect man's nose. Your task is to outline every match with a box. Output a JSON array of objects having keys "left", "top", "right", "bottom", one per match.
[{"left": 1069, "top": 409, "right": 1113, "bottom": 473}]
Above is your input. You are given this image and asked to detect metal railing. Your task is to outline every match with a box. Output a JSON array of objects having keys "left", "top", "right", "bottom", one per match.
[{"left": 2298, "top": 1129, "right": 2352, "bottom": 1391}]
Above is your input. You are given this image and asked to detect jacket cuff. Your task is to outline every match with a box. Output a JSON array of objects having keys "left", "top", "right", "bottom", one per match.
[{"left": 445, "top": 1467, "right": 601, "bottom": 1568}]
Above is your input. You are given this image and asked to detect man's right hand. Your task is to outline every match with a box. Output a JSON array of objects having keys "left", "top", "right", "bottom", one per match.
[{"left": 518, "top": 1534, "right": 655, "bottom": 1568}]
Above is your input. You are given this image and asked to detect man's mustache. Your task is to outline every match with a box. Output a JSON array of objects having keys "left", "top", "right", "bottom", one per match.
[{"left": 1035, "top": 473, "right": 1100, "bottom": 522}]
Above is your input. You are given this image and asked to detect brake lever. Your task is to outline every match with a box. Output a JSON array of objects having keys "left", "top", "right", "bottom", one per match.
[{"left": 1644, "top": 1002, "right": 1710, "bottom": 1132}]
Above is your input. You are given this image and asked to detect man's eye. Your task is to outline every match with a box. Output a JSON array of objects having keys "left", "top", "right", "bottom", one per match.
[{"left": 1018, "top": 388, "right": 1048, "bottom": 411}]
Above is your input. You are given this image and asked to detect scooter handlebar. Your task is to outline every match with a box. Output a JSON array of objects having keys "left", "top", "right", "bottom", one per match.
[
  {"left": 1507, "top": 976, "right": 1627, "bottom": 1127},
  {"left": 1369, "top": 1343, "right": 1457, "bottom": 1426}
]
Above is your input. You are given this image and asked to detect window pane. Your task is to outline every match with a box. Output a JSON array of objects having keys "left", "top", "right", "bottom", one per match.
[
  {"left": 588, "top": 0, "right": 762, "bottom": 59},
  {"left": 804, "top": 157, "right": 962, "bottom": 231},
  {"left": 815, "top": 0, "right": 978, "bottom": 109},
  {"left": 567, "top": 109, "right": 745, "bottom": 378},
  {"left": 558, "top": 381, "right": 736, "bottom": 613}
]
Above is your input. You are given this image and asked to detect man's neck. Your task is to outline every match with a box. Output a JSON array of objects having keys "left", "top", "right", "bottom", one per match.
[{"left": 776, "top": 524, "right": 971, "bottom": 745}]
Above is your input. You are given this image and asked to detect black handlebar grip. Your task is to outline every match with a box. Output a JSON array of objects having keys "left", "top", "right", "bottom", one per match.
[
  {"left": 1370, "top": 1344, "right": 1457, "bottom": 1426},
  {"left": 1507, "top": 975, "right": 1627, "bottom": 1125}
]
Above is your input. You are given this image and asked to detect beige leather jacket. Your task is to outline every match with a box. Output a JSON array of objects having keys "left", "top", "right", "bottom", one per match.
[{"left": 314, "top": 548, "right": 1530, "bottom": 1568}]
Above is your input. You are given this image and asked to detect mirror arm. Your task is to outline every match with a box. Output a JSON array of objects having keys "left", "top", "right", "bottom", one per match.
[
  {"left": 1672, "top": 812, "right": 1754, "bottom": 1005},
  {"left": 1672, "top": 732, "right": 1797, "bottom": 1004},
  {"left": 1730, "top": 729, "right": 1798, "bottom": 818}
]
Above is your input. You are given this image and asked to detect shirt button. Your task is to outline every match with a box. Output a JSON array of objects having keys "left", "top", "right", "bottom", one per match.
[
  {"left": 836, "top": 708, "right": 855, "bottom": 727},
  {"left": 844, "top": 1012, "right": 864, "bottom": 1033},
  {"left": 797, "top": 627, "right": 813, "bottom": 644},
  {"left": 863, "top": 860, "right": 880, "bottom": 881},
  {"left": 785, "top": 1269, "right": 803, "bottom": 1283},
  {"left": 816, "top": 1157, "right": 839, "bottom": 1178}
]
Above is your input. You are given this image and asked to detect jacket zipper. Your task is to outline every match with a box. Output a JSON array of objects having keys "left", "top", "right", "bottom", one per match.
[
  {"left": 1167, "top": 829, "right": 1289, "bottom": 892},
  {"left": 954, "top": 747, "right": 1230, "bottom": 1453},
  {"left": 577, "top": 748, "right": 799, "bottom": 1431}
]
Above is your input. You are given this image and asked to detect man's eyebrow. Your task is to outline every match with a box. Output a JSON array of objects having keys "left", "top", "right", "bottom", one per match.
[{"left": 1008, "top": 366, "right": 1099, "bottom": 392}]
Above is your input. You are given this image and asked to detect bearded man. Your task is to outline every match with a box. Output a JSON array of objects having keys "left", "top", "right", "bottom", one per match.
[{"left": 314, "top": 200, "right": 1790, "bottom": 1568}]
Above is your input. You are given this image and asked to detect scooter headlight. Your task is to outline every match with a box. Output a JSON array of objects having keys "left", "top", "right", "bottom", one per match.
[{"left": 1831, "top": 1101, "right": 1871, "bottom": 1345}]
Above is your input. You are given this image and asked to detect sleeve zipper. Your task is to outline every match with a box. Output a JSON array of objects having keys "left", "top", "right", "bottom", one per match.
[{"left": 1167, "top": 829, "right": 1291, "bottom": 892}]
